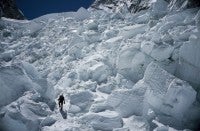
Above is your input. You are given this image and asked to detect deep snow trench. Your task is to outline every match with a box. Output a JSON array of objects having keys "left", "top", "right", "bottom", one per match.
[{"left": 0, "top": 2, "right": 200, "bottom": 131}]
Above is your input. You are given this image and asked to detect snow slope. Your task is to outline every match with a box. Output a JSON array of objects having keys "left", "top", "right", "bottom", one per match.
[{"left": 0, "top": 2, "right": 200, "bottom": 131}]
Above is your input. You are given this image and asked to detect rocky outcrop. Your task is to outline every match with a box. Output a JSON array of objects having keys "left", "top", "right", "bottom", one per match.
[
  {"left": 0, "top": 0, "right": 25, "bottom": 19},
  {"left": 91, "top": 0, "right": 200, "bottom": 13}
]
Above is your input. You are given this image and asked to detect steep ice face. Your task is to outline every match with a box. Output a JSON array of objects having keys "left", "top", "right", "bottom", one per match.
[{"left": 143, "top": 63, "right": 196, "bottom": 129}]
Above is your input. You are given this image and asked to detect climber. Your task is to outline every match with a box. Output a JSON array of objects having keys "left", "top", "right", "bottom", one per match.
[{"left": 58, "top": 94, "right": 65, "bottom": 110}]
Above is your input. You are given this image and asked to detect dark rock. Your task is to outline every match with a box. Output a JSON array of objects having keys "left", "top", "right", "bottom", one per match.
[
  {"left": 91, "top": 0, "right": 200, "bottom": 13},
  {"left": 0, "top": 0, "right": 25, "bottom": 20}
]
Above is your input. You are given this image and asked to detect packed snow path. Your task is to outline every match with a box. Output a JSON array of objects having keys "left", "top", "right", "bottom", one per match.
[{"left": 0, "top": 3, "right": 200, "bottom": 131}]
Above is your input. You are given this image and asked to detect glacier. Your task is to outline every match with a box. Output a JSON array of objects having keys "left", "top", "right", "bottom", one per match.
[{"left": 0, "top": 1, "right": 200, "bottom": 131}]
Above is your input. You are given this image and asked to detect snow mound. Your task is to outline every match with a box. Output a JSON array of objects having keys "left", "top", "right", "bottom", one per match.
[{"left": 81, "top": 110, "right": 123, "bottom": 130}]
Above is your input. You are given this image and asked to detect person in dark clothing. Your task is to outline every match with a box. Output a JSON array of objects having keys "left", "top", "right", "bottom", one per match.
[{"left": 58, "top": 94, "right": 65, "bottom": 110}]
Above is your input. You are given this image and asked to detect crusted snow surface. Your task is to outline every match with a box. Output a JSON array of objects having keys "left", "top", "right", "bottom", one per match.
[{"left": 0, "top": 3, "right": 200, "bottom": 131}]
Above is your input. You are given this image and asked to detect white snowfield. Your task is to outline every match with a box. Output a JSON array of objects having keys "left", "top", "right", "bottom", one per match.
[{"left": 0, "top": 2, "right": 200, "bottom": 131}]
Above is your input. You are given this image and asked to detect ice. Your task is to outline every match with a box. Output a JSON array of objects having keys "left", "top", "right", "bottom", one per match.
[
  {"left": 195, "top": 10, "right": 200, "bottom": 31},
  {"left": 150, "top": 44, "right": 174, "bottom": 61},
  {"left": 80, "top": 110, "right": 123, "bottom": 130},
  {"left": 69, "top": 91, "right": 94, "bottom": 111},
  {"left": 150, "top": 0, "right": 168, "bottom": 19},
  {"left": 74, "top": 7, "right": 91, "bottom": 21},
  {"left": 97, "top": 83, "right": 115, "bottom": 94},
  {"left": 119, "top": 24, "right": 147, "bottom": 39},
  {"left": 177, "top": 34, "right": 200, "bottom": 86},
  {"left": 106, "top": 88, "right": 146, "bottom": 117},
  {"left": 0, "top": 50, "right": 15, "bottom": 62},
  {"left": 85, "top": 20, "right": 98, "bottom": 31},
  {"left": 143, "top": 62, "right": 196, "bottom": 128},
  {"left": 1, "top": 1, "right": 200, "bottom": 130},
  {"left": 122, "top": 116, "right": 150, "bottom": 131},
  {"left": 40, "top": 116, "right": 56, "bottom": 127},
  {"left": 0, "top": 65, "right": 35, "bottom": 107},
  {"left": 0, "top": 91, "right": 52, "bottom": 131},
  {"left": 68, "top": 105, "right": 82, "bottom": 114},
  {"left": 90, "top": 62, "right": 112, "bottom": 83},
  {"left": 117, "top": 47, "right": 152, "bottom": 82}
]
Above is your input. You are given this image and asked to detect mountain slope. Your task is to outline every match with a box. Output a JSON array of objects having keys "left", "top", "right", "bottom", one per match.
[{"left": 0, "top": 0, "right": 200, "bottom": 131}]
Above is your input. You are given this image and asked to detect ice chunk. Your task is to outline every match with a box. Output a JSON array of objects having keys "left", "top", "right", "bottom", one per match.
[
  {"left": 74, "top": 7, "right": 90, "bottom": 21},
  {"left": 177, "top": 35, "right": 200, "bottom": 86},
  {"left": 141, "top": 41, "right": 155, "bottom": 55},
  {"left": 70, "top": 91, "right": 93, "bottom": 110},
  {"left": 150, "top": 0, "right": 168, "bottom": 19},
  {"left": 40, "top": 116, "right": 56, "bottom": 127},
  {"left": 150, "top": 44, "right": 174, "bottom": 61},
  {"left": 90, "top": 62, "right": 112, "bottom": 83},
  {"left": 83, "top": 30, "right": 101, "bottom": 44},
  {"left": 81, "top": 110, "right": 123, "bottom": 130},
  {"left": 162, "top": 78, "right": 196, "bottom": 119},
  {"left": 119, "top": 24, "right": 147, "bottom": 39},
  {"left": 195, "top": 10, "right": 200, "bottom": 31},
  {"left": 97, "top": 83, "right": 115, "bottom": 94},
  {"left": 0, "top": 50, "right": 15, "bottom": 62},
  {"left": 106, "top": 88, "right": 146, "bottom": 117},
  {"left": 143, "top": 62, "right": 196, "bottom": 127},
  {"left": 0, "top": 65, "right": 35, "bottom": 107},
  {"left": 68, "top": 105, "right": 81, "bottom": 114},
  {"left": 0, "top": 92, "right": 52, "bottom": 131},
  {"left": 117, "top": 48, "right": 152, "bottom": 82},
  {"left": 123, "top": 116, "right": 150, "bottom": 131},
  {"left": 85, "top": 20, "right": 98, "bottom": 31}
]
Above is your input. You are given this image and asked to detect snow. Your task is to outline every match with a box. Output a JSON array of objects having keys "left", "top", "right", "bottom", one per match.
[
  {"left": 0, "top": 2, "right": 200, "bottom": 131},
  {"left": 143, "top": 63, "right": 196, "bottom": 128},
  {"left": 69, "top": 91, "right": 94, "bottom": 111},
  {"left": 0, "top": 91, "right": 52, "bottom": 131},
  {"left": 106, "top": 88, "right": 146, "bottom": 117},
  {"left": 80, "top": 110, "right": 123, "bottom": 130}
]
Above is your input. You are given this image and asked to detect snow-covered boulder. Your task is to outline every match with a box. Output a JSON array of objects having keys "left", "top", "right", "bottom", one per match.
[{"left": 80, "top": 110, "right": 123, "bottom": 130}]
